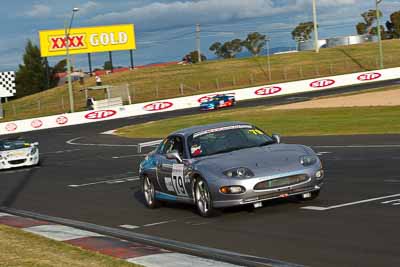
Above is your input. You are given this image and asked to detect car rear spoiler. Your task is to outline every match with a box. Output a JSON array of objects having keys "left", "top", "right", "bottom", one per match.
[{"left": 137, "top": 139, "right": 163, "bottom": 153}]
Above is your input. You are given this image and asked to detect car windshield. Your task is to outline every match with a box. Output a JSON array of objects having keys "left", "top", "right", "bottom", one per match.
[
  {"left": 0, "top": 140, "right": 30, "bottom": 151},
  {"left": 187, "top": 125, "right": 275, "bottom": 158}
]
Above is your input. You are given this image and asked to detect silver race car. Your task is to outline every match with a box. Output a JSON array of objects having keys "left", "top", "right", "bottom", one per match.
[
  {"left": 0, "top": 138, "right": 40, "bottom": 170},
  {"left": 139, "top": 122, "right": 324, "bottom": 217}
]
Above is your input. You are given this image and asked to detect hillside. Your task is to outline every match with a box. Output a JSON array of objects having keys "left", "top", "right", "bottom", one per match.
[{"left": 2, "top": 39, "right": 400, "bottom": 122}]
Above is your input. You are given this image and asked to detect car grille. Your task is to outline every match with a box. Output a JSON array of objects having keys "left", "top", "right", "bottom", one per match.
[
  {"left": 8, "top": 159, "right": 26, "bottom": 165},
  {"left": 254, "top": 174, "right": 309, "bottom": 190}
]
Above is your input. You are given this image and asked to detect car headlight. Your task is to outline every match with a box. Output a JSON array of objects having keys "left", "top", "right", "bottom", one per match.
[
  {"left": 30, "top": 147, "right": 38, "bottom": 155},
  {"left": 224, "top": 167, "right": 254, "bottom": 178},
  {"left": 300, "top": 155, "right": 317, "bottom": 166}
]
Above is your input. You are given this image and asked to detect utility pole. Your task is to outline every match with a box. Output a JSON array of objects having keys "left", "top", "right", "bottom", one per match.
[
  {"left": 196, "top": 24, "right": 202, "bottom": 63},
  {"left": 376, "top": 0, "right": 384, "bottom": 69},
  {"left": 312, "top": 0, "right": 319, "bottom": 53}
]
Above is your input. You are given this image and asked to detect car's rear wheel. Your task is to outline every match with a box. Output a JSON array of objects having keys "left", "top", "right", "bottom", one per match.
[
  {"left": 142, "top": 176, "right": 160, "bottom": 208},
  {"left": 194, "top": 178, "right": 217, "bottom": 217}
]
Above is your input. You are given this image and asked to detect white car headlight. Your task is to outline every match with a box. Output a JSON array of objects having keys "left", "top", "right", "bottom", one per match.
[
  {"left": 224, "top": 167, "right": 254, "bottom": 178},
  {"left": 30, "top": 147, "right": 38, "bottom": 155},
  {"left": 300, "top": 155, "right": 317, "bottom": 166}
]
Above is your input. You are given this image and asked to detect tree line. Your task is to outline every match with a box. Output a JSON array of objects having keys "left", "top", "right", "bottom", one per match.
[{"left": 183, "top": 32, "right": 268, "bottom": 63}]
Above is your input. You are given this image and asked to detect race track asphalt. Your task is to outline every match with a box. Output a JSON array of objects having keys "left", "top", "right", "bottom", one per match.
[{"left": 1, "top": 82, "right": 400, "bottom": 267}]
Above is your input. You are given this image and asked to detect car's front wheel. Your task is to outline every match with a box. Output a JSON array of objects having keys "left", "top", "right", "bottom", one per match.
[
  {"left": 194, "top": 178, "right": 217, "bottom": 217},
  {"left": 142, "top": 176, "right": 160, "bottom": 208}
]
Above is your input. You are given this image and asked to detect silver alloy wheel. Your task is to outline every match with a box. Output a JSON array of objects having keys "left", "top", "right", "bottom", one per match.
[
  {"left": 143, "top": 176, "right": 154, "bottom": 206},
  {"left": 195, "top": 180, "right": 211, "bottom": 215}
]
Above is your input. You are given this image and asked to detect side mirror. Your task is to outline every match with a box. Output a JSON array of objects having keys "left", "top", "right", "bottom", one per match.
[
  {"left": 271, "top": 134, "right": 281, "bottom": 144},
  {"left": 166, "top": 150, "right": 183, "bottom": 163}
]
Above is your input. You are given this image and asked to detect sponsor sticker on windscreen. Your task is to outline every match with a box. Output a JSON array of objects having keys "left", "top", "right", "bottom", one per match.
[{"left": 193, "top": 125, "right": 252, "bottom": 138}]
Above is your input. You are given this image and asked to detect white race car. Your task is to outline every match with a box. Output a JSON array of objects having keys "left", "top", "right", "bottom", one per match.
[{"left": 0, "top": 138, "right": 39, "bottom": 170}]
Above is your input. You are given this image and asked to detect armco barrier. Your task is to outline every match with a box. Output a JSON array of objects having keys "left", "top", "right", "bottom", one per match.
[{"left": 1, "top": 68, "right": 399, "bottom": 135}]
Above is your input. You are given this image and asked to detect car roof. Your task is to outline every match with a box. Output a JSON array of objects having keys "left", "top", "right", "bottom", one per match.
[{"left": 170, "top": 121, "right": 252, "bottom": 138}]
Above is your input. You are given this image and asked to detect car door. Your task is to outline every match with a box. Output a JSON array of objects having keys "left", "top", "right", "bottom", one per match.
[{"left": 156, "top": 135, "right": 190, "bottom": 198}]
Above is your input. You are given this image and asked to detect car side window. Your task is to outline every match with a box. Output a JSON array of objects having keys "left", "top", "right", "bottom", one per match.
[{"left": 160, "top": 136, "right": 184, "bottom": 157}]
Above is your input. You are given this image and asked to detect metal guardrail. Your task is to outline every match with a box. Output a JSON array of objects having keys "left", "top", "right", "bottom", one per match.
[{"left": 137, "top": 139, "right": 163, "bottom": 153}]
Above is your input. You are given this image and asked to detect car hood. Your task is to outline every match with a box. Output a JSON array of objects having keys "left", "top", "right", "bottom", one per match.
[{"left": 192, "top": 144, "right": 314, "bottom": 177}]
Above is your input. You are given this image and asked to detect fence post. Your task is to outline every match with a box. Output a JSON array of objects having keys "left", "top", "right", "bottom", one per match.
[
  {"left": 329, "top": 64, "right": 333, "bottom": 74},
  {"left": 283, "top": 67, "right": 288, "bottom": 80},
  {"left": 315, "top": 65, "right": 320, "bottom": 75},
  {"left": 198, "top": 82, "right": 201, "bottom": 91},
  {"left": 156, "top": 84, "right": 159, "bottom": 97},
  {"left": 232, "top": 76, "right": 236, "bottom": 86},
  {"left": 215, "top": 78, "right": 219, "bottom": 90},
  {"left": 250, "top": 74, "right": 254, "bottom": 84},
  {"left": 299, "top": 66, "right": 303, "bottom": 79},
  {"left": 180, "top": 83, "right": 184, "bottom": 95}
]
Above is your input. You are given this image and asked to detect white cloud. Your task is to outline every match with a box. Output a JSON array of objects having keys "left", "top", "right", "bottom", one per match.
[
  {"left": 25, "top": 4, "right": 51, "bottom": 18},
  {"left": 79, "top": 1, "right": 101, "bottom": 15},
  {"left": 87, "top": 0, "right": 360, "bottom": 30}
]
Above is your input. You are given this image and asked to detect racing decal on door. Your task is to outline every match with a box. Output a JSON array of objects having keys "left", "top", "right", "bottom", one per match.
[{"left": 171, "top": 164, "right": 188, "bottom": 196}]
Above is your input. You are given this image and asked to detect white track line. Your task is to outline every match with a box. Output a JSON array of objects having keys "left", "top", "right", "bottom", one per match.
[
  {"left": 68, "top": 176, "right": 139, "bottom": 188},
  {"left": 301, "top": 193, "right": 400, "bottom": 211},
  {"left": 112, "top": 154, "right": 147, "bottom": 159},
  {"left": 143, "top": 220, "right": 176, "bottom": 227},
  {"left": 66, "top": 137, "right": 138, "bottom": 147}
]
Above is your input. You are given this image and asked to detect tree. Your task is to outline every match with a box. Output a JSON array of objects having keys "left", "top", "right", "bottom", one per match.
[
  {"left": 210, "top": 39, "right": 243, "bottom": 59},
  {"left": 182, "top": 51, "right": 207, "bottom": 63},
  {"left": 291, "top": 22, "right": 315, "bottom": 41},
  {"left": 242, "top": 32, "right": 266, "bottom": 56},
  {"left": 386, "top": 11, "right": 400, "bottom": 38},
  {"left": 103, "top": 60, "right": 113, "bottom": 70},
  {"left": 355, "top": 9, "right": 383, "bottom": 35},
  {"left": 15, "top": 40, "right": 48, "bottom": 98},
  {"left": 15, "top": 40, "right": 68, "bottom": 98}
]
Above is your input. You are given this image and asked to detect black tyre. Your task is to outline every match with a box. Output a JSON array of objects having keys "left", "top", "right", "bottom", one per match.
[
  {"left": 194, "top": 178, "right": 218, "bottom": 217},
  {"left": 142, "top": 176, "right": 160, "bottom": 208}
]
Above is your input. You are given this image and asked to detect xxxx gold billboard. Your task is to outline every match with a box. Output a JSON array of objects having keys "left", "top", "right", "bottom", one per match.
[{"left": 39, "top": 24, "right": 136, "bottom": 57}]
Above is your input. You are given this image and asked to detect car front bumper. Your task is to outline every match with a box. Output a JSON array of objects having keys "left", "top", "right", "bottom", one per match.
[
  {"left": 0, "top": 155, "right": 39, "bottom": 170},
  {"left": 210, "top": 169, "right": 324, "bottom": 208}
]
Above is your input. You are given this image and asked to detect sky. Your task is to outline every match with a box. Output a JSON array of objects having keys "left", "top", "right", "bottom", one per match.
[{"left": 1, "top": 0, "right": 400, "bottom": 72}]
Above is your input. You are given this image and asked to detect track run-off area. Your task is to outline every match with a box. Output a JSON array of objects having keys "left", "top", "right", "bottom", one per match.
[{"left": 1, "top": 83, "right": 400, "bottom": 267}]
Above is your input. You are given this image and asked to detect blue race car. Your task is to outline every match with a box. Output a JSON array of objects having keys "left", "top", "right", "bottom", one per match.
[{"left": 200, "top": 94, "right": 236, "bottom": 111}]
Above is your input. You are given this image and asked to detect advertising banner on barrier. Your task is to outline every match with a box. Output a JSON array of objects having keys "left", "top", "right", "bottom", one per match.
[
  {"left": 1, "top": 67, "right": 399, "bottom": 135},
  {"left": 39, "top": 24, "right": 136, "bottom": 57}
]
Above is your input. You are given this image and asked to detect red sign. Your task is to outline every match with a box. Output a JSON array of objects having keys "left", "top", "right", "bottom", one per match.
[
  {"left": 254, "top": 86, "right": 282, "bottom": 96},
  {"left": 143, "top": 102, "right": 173, "bottom": 111},
  {"left": 31, "top": 119, "right": 43, "bottom": 129},
  {"left": 5, "top": 123, "right": 17, "bottom": 132},
  {"left": 51, "top": 35, "right": 85, "bottom": 50},
  {"left": 357, "top": 72, "right": 381, "bottom": 81},
  {"left": 310, "top": 79, "right": 335, "bottom": 88},
  {"left": 85, "top": 110, "right": 117, "bottom": 120},
  {"left": 56, "top": 116, "right": 68, "bottom": 125}
]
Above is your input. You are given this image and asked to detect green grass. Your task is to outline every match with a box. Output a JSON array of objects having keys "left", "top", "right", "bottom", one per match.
[
  {"left": 116, "top": 105, "right": 400, "bottom": 138},
  {"left": 0, "top": 224, "right": 142, "bottom": 267},
  {"left": 2, "top": 39, "right": 400, "bottom": 122}
]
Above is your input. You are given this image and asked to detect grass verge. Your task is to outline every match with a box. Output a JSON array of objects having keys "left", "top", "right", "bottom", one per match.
[
  {"left": 2, "top": 39, "right": 400, "bottom": 122},
  {"left": 116, "top": 105, "right": 400, "bottom": 138},
  {"left": 0, "top": 224, "right": 141, "bottom": 267}
]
